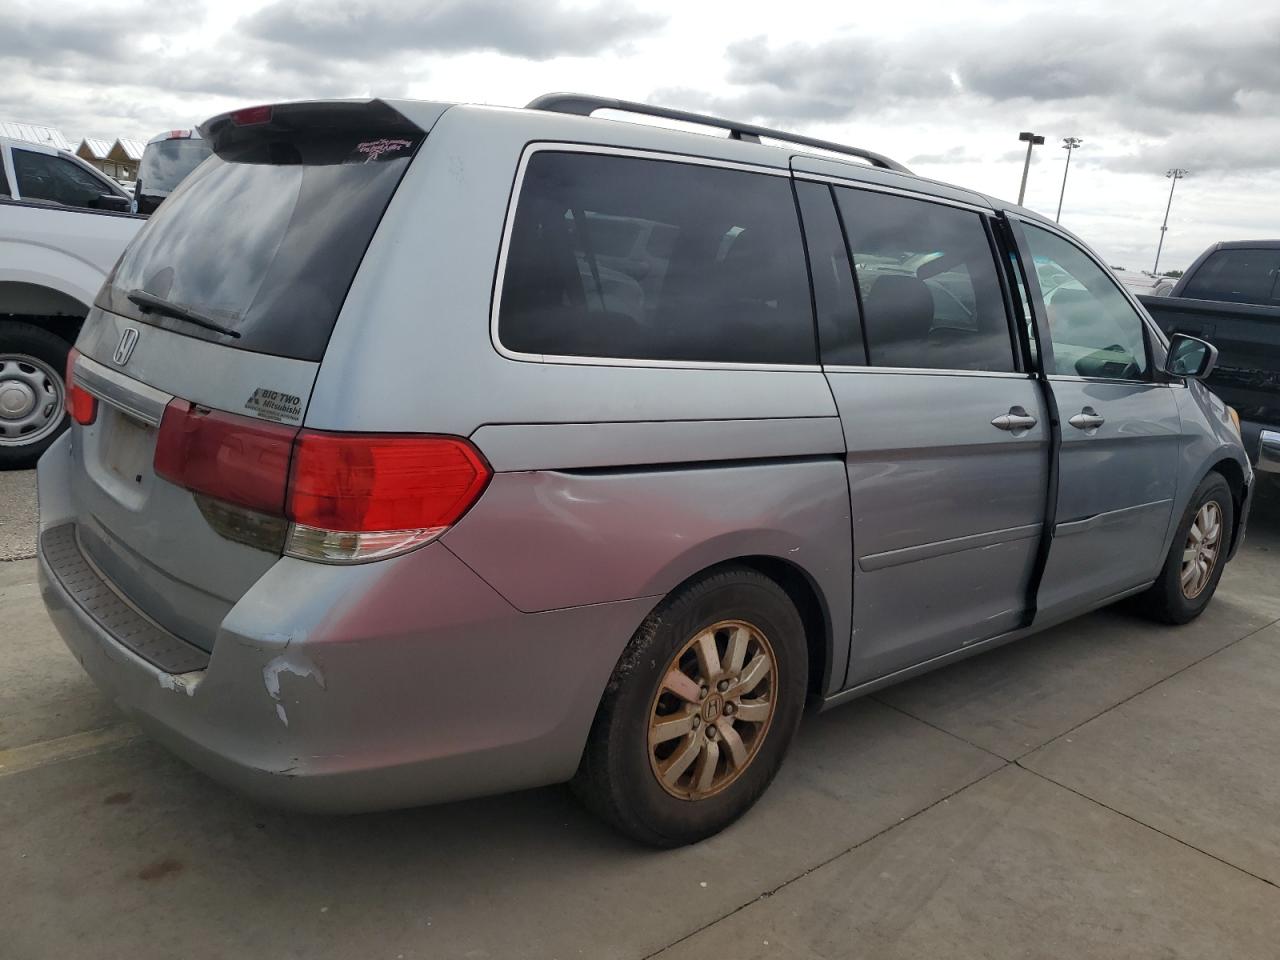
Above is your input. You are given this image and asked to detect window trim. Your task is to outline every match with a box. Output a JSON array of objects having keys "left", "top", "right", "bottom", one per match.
[
  {"left": 489, "top": 141, "right": 822, "bottom": 372},
  {"left": 829, "top": 182, "right": 1023, "bottom": 377},
  {"left": 1007, "top": 213, "right": 1164, "bottom": 382}
]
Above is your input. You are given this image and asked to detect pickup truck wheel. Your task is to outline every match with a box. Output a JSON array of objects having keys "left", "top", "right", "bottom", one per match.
[
  {"left": 572, "top": 567, "right": 808, "bottom": 847},
  {"left": 0, "top": 322, "right": 72, "bottom": 469},
  {"left": 1140, "top": 472, "right": 1234, "bottom": 624}
]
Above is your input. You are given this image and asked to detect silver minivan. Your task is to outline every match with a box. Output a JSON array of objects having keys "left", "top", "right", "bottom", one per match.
[{"left": 37, "top": 95, "right": 1253, "bottom": 846}]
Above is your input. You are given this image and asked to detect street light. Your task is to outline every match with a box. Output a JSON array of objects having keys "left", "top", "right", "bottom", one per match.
[
  {"left": 1017, "top": 131, "right": 1045, "bottom": 205},
  {"left": 1056, "top": 137, "right": 1082, "bottom": 222},
  {"left": 1153, "top": 168, "right": 1189, "bottom": 275}
]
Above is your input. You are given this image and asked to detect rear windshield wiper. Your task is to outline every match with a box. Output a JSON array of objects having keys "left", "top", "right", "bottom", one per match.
[{"left": 127, "top": 289, "right": 241, "bottom": 339}]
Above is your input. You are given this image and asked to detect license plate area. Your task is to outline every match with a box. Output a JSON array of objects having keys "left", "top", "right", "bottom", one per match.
[{"left": 100, "top": 405, "right": 156, "bottom": 488}]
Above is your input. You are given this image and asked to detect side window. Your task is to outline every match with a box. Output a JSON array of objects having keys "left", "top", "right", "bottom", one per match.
[
  {"left": 498, "top": 151, "right": 816, "bottom": 365},
  {"left": 1022, "top": 224, "right": 1149, "bottom": 380},
  {"left": 795, "top": 180, "right": 865, "bottom": 365},
  {"left": 0, "top": 156, "right": 9, "bottom": 197},
  {"left": 1180, "top": 249, "right": 1280, "bottom": 306},
  {"left": 13, "top": 150, "right": 111, "bottom": 209},
  {"left": 835, "top": 188, "right": 1016, "bottom": 372}
]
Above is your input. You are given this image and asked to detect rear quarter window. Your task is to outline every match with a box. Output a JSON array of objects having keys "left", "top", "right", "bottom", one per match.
[{"left": 497, "top": 151, "right": 816, "bottom": 365}]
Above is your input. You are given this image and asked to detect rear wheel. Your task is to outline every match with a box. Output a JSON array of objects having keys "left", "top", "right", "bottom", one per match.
[
  {"left": 1140, "top": 472, "right": 1234, "bottom": 624},
  {"left": 573, "top": 567, "right": 808, "bottom": 847},
  {"left": 0, "top": 322, "right": 71, "bottom": 469}
]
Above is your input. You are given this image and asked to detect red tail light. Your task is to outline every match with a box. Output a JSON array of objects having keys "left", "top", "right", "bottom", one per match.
[
  {"left": 154, "top": 400, "right": 298, "bottom": 514},
  {"left": 153, "top": 400, "right": 491, "bottom": 563},
  {"left": 230, "top": 105, "right": 272, "bottom": 126},
  {"left": 65, "top": 348, "right": 97, "bottom": 425},
  {"left": 287, "top": 432, "right": 490, "bottom": 533}
]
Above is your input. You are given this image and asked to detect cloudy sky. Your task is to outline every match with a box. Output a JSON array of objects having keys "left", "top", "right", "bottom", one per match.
[{"left": 3, "top": 0, "right": 1276, "bottom": 271}]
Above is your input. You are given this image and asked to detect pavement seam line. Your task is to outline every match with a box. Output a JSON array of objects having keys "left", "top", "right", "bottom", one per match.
[
  {"left": 871, "top": 696, "right": 1010, "bottom": 762},
  {"left": 639, "top": 760, "right": 1011, "bottom": 960},
  {"left": 1014, "top": 612, "right": 1280, "bottom": 763},
  {"left": 1015, "top": 762, "right": 1280, "bottom": 891},
  {"left": 0, "top": 725, "right": 141, "bottom": 778}
]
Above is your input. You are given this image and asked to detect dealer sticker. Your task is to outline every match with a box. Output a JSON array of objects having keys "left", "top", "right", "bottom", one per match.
[{"left": 244, "top": 387, "right": 302, "bottom": 423}]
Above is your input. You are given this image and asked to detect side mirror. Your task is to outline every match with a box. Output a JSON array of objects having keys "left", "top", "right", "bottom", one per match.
[
  {"left": 1164, "top": 333, "right": 1218, "bottom": 380},
  {"left": 92, "top": 193, "right": 132, "bottom": 213}
]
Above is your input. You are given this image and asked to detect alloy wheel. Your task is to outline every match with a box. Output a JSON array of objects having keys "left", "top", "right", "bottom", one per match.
[
  {"left": 1181, "top": 500, "right": 1223, "bottom": 600},
  {"left": 647, "top": 619, "right": 778, "bottom": 800}
]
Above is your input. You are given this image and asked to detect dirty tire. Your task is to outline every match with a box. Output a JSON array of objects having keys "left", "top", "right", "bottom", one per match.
[
  {"left": 572, "top": 567, "right": 807, "bottom": 847},
  {"left": 1140, "top": 472, "right": 1234, "bottom": 625},
  {"left": 0, "top": 322, "right": 72, "bottom": 469}
]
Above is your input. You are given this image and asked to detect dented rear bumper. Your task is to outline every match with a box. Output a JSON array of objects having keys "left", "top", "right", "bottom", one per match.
[{"left": 37, "top": 435, "right": 653, "bottom": 813}]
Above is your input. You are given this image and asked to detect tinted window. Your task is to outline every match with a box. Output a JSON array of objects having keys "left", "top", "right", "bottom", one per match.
[
  {"left": 14, "top": 150, "right": 113, "bottom": 209},
  {"left": 836, "top": 189, "right": 1015, "bottom": 372},
  {"left": 498, "top": 152, "right": 816, "bottom": 364},
  {"left": 1023, "top": 225, "right": 1149, "bottom": 380},
  {"left": 138, "top": 138, "right": 213, "bottom": 195},
  {"left": 796, "top": 180, "right": 864, "bottom": 365},
  {"left": 100, "top": 140, "right": 416, "bottom": 361},
  {"left": 1181, "top": 249, "right": 1280, "bottom": 305},
  {"left": 0, "top": 158, "right": 8, "bottom": 197}
]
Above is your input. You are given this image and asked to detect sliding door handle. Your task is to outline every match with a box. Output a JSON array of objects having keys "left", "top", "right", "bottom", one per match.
[{"left": 1068, "top": 407, "right": 1106, "bottom": 431}]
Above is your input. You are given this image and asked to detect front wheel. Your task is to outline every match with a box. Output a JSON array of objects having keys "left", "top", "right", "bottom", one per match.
[
  {"left": 1140, "top": 472, "right": 1234, "bottom": 624},
  {"left": 0, "top": 322, "right": 72, "bottom": 469},
  {"left": 572, "top": 568, "right": 808, "bottom": 847}
]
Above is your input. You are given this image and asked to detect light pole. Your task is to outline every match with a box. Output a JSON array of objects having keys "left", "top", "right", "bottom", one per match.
[
  {"left": 1153, "top": 168, "right": 1188, "bottom": 275},
  {"left": 1056, "top": 136, "right": 1082, "bottom": 222},
  {"left": 1017, "top": 131, "right": 1045, "bottom": 205}
]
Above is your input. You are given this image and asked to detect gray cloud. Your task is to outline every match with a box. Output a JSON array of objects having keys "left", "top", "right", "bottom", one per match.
[
  {"left": 243, "top": 0, "right": 664, "bottom": 62},
  {"left": 706, "top": 16, "right": 1280, "bottom": 124},
  {"left": 1106, "top": 128, "right": 1280, "bottom": 175}
]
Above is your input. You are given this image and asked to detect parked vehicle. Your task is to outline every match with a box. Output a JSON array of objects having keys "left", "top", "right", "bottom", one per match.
[
  {"left": 133, "top": 129, "right": 211, "bottom": 215},
  {"left": 1, "top": 136, "right": 141, "bottom": 467},
  {"left": 1140, "top": 240, "right": 1280, "bottom": 476},
  {"left": 1113, "top": 267, "right": 1175, "bottom": 298},
  {"left": 38, "top": 96, "right": 1252, "bottom": 846}
]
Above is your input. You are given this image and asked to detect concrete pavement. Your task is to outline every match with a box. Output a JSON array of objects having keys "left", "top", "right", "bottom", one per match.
[{"left": 2, "top": 480, "right": 1278, "bottom": 959}]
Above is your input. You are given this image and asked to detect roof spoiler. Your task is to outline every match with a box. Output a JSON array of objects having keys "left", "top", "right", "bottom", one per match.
[{"left": 198, "top": 99, "right": 424, "bottom": 164}]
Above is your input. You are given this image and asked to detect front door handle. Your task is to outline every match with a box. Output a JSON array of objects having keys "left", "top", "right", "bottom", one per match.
[
  {"left": 991, "top": 406, "right": 1038, "bottom": 432},
  {"left": 1068, "top": 407, "right": 1106, "bottom": 431}
]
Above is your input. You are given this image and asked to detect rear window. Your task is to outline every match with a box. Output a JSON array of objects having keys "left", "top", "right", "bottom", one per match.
[
  {"left": 1181, "top": 249, "right": 1280, "bottom": 306},
  {"left": 498, "top": 151, "right": 816, "bottom": 365},
  {"left": 137, "top": 138, "right": 213, "bottom": 195},
  {"left": 99, "top": 135, "right": 418, "bottom": 361}
]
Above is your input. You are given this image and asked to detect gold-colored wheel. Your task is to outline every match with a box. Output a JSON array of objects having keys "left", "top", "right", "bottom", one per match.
[
  {"left": 647, "top": 619, "right": 778, "bottom": 801},
  {"left": 1180, "top": 500, "right": 1223, "bottom": 599}
]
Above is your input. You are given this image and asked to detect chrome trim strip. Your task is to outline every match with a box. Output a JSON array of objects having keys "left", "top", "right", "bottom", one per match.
[
  {"left": 1047, "top": 374, "right": 1161, "bottom": 387},
  {"left": 1255, "top": 429, "right": 1280, "bottom": 474},
  {"left": 825, "top": 365, "right": 1031, "bottom": 379},
  {"left": 490, "top": 142, "right": 818, "bottom": 372},
  {"left": 792, "top": 173, "right": 993, "bottom": 214},
  {"left": 73, "top": 354, "right": 172, "bottom": 426},
  {"left": 1054, "top": 499, "right": 1172, "bottom": 537},
  {"left": 858, "top": 522, "right": 1042, "bottom": 572}
]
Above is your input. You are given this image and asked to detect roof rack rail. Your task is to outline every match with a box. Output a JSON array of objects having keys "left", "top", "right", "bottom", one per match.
[{"left": 525, "top": 93, "right": 912, "bottom": 175}]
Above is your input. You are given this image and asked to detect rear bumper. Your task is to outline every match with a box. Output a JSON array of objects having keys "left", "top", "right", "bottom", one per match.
[{"left": 37, "top": 438, "right": 653, "bottom": 813}]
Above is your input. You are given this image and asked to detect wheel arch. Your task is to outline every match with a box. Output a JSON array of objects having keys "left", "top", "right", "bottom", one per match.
[
  {"left": 1206, "top": 456, "right": 1248, "bottom": 557},
  {"left": 640, "top": 554, "right": 835, "bottom": 706}
]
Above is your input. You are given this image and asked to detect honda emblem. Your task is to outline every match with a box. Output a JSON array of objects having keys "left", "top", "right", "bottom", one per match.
[{"left": 113, "top": 328, "right": 139, "bottom": 366}]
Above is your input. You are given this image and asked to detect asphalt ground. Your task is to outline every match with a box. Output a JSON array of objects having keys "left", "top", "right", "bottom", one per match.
[{"left": 2, "top": 474, "right": 1279, "bottom": 959}]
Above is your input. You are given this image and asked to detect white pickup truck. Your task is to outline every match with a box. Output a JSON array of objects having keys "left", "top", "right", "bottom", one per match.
[{"left": 1, "top": 135, "right": 142, "bottom": 467}]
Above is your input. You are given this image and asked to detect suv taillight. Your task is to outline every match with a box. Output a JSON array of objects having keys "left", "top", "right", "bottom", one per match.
[
  {"left": 153, "top": 400, "right": 491, "bottom": 563},
  {"left": 65, "top": 348, "right": 97, "bottom": 425}
]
